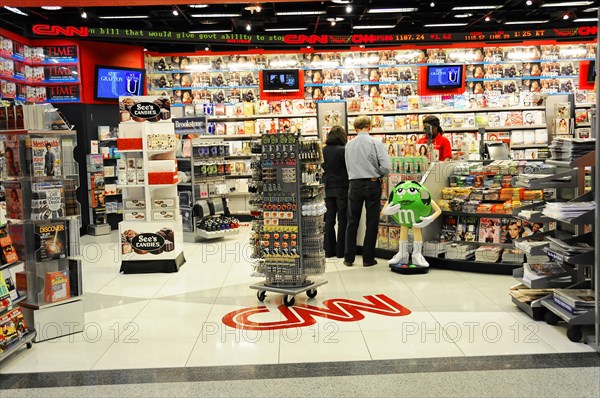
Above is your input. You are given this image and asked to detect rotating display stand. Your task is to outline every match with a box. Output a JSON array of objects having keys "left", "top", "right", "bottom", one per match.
[{"left": 249, "top": 132, "right": 327, "bottom": 305}]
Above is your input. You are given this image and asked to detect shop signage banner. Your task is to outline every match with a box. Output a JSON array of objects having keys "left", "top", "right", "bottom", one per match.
[
  {"left": 30, "top": 24, "right": 598, "bottom": 46},
  {"left": 42, "top": 45, "right": 78, "bottom": 63},
  {"left": 173, "top": 117, "right": 207, "bottom": 135},
  {"left": 46, "top": 84, "right": 80, "bottom": 102},
  {"left": 43, "top": 65, "right": 79, "bottom": 82}
]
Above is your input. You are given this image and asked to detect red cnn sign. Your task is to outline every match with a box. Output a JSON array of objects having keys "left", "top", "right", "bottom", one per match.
[
  {"left": 32, "top": 25, "right": 89, "bottom": 38},
  {"left": 222, "top": 294, "right": 411, "bottom": 331}
]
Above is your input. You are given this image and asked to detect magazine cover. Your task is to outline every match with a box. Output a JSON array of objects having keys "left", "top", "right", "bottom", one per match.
[
  {"left": 31, "top": 181, "right": 64, "bottom": 220},
  {"left": 478, "top": 218, "right": 502, "bottom": 243},
  {"left": 388, "top": 227, "right": 401, "bottom": 252},
  {"left": 1, "top": 269, "right": 18, "bottom": 301},
  {"left": 377, "top": 226, "right": 389, "bottom": 250},
  {"left": 4, "top": 136, "right": 21, "bottom": 177},
  {"left": 501, "top": 218, "right": 523, "bottom": 243},
  {"left": 35, "top": 222, "right": 68, "bottom": 262},
  {"left": 439, "top": 215, "right": 458, "bottom": 242},
  {"left": 458, "top": 216, "right": 479, "bottom": 242},
  {"left": 0, "top": 231, "right": 18, "bottom": 265},
  {"left": 31, "top": 137, "right": 61, "bottom": 177},
  {"left": 4, "top": 181, "right": 23, "bottom": 220},
  {"left": 44, "top": 270, "right": 70, "bottom": 303}
]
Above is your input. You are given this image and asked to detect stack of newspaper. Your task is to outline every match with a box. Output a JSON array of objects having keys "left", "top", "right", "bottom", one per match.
[
  {"left": 552, "top": 289, "right": 595, "bottom": 315},
  {"left": 502, "top": 248, "right": 525, "bottom": 263},
  {"left": 543, "top": 202, "right": 594, "bottom": 222},
  {"left": 522, "top": 262, "right": 570, "bottom": 287},
  {"left": 475, "top": 246, "right": 503, "bottom": 263},
  {"left": 423, "top": 240, "right": 452, "bottom": 257},
  {"left": 549, "top": 137, "right": 595, "bottom": 161},
  {"left": 514, "top": 239, "right": 549, "bottom": 255},
  {"left": 446, "top": 243, "right": 477, "bottom": 260}
]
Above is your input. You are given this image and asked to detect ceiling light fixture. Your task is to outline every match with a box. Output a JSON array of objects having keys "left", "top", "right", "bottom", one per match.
[
  {"left": 541, "top": 1, "right": 593, "bottom": 6},
  {"left": 143, "top": 48, "right": 148, "bottom": 52},
  {"left": 205, "top": 46, "right": 210, "bottom": 51},
  {"left": 173, "top": 9, "right": 179, "bottom": 16},
  {"left": 455, "top": 13, "right": 473, "bottom": 18},
  {"left": 346, "top": 5, "right": 353, "bottom": 13},
  {"left": 574, "top": 17, "right": 599, "bottom": 21},
  {"left": 584, "top": 7, "right": 598, "bottom": 12},
  {"left": 246, "top": 23, "right": 252, "bottom": 31},
  {"left": 353, "top": 24, "right": 395, "bottom": 29},
  {"left": 526, "top": 0, "right": 533, "bottom": 5},
  {"left": 191, "top": 13, "right": 241, "bottom": 17},
  {"left": 424, "top": 22, "right": 469, "bottom": 27},
  {"left": 81, "top": 10, "right": 87, "bottom": 19},
  {"left": 41, "top": 6, "right": 62, "bottom": 10},
  {"left": 276, "top": 11, "right": 326, "bottom": 15},
  {"left": 264, "top": 27, "right": 308, "bottom": 31},
  {"left": 368, "top": 8, "right": 417, "bottom": 13},
  {"left": 99, "top": 15, "right": 149, "bottom": 19},
  {"left": 504, "top": 19, "right": 549, "bottom": 24},
  {"left": 563, "top": 13, "right": 570, "bottom": 19},
  {"left": 452, "top": 5, "right": 501, "bottom": 10},
  {"left": 485, "top": 15, "right": 492, "bottom": 21},
  {"left": 189, "top": 29, "right": 231, "bottom": 33},
  {"left": 430, "top": 2, "right": 435, "bottom": 7},
  {"left": 330, "top": 20, "right": 337, "bottom": 26},
  {"left": 3, "top": 6, "right": 28, "bottom": 16},
  {"left": 189, "top": 4, "right": 209, "bottom": 8},
  {"left": 332, "top": 0, "right": 351, "bottom": 3},
  {"left": 245, "top": 4, "right": 262, "bottom": 13}
]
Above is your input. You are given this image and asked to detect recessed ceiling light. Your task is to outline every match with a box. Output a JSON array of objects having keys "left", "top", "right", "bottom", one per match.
[
  {"left": 526, "top": 0, "right": 533, "bottom": 5},
  {"left": 504, "top": 20, "right": 549, "bottom": 24},
  {"left": 200, "top": 20, "right": 219, "bottom": 25},
  {"left": 541, "top": 1, "right": 593, "bottom": 6},
  {"left": 143, "top": 48, "right": 148, "bottom": 52},
  {"left": 563, "top": 13, "right": 570, "bottom": 19},
  {"left": 353, "top": 25, "right": 396, "bottom": 29},
  {"left": 246, "top": 23, "right": 252, "bottom": 31},
  {"left": 368, "top": 8, "right": 417, "bottom": 13},
  {"left": 485, "top": 15, "right": 492, "bottom": 21},
  {"left": 584, "top": 7, "right": 598, "bottom": 12},
  {"left": 264, "top": 27, "right": 308, "bottom": 31},
  {"left": 574, "top": 17, "right": 599, "bottom": 21},
  {"left": 99, "top": 15, "right": 149, "bottom": 19},
  {"left": 275, "top": 11, "right": 326, "bottom": 16},
  {"left": 189, "top": 29, "right": 231, "bottom": 33},
  {"left": 189, "top": 4, "right": 209, "bottom": 8},
  {"left": 424, "top": 23, "right": 469, "bottom": 27},
  {"left": 41, "top": 6, "right": 62, "bottom": 10},
  {"left": 81, "top": 10, "right": 87, "bottom": 18},
  {"left": 205, "top": 46, "right": 210, "bottom": 51},
  {"left": 452, "top": 5, "right": 501, "bottom": 10},
  {"left": 430, "top": 2, "right": 435, "bottom": 6},
  {"left": 191, "top": 13, "right": 241, "bottom": 17},
  {"left": 346, "top": 5, "right": 353, "bottom": 13},
  {"left": 331, "top": 0, "right": 351, "bottom": 3},
  {"left": 3, "top": 6, "right": 28, "bottom": 16},
  {"left": 173, "top": 9, "right": 179, "bottom": 16},
  {"left": 455, "top": 13, "right": 473, "bottom": 18}
]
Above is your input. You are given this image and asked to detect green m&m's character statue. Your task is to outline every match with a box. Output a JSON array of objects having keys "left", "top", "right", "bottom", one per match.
[{"left": 383, "top": 181, "right": 441, "bottom": 271}]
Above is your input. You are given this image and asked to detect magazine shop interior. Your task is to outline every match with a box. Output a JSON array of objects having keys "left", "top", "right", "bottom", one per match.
[{"left": 0, "top": 3, "right": 599, "bottom": 384}]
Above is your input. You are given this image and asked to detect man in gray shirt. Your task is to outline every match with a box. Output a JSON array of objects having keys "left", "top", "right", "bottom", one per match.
[{"left": 344, "top": 115, "right": 391, "bottom": 267}]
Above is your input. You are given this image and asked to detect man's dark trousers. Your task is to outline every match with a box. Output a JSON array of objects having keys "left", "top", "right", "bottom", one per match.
[{"left": 345, "top": 178, "right": 381, "bottom": 264}]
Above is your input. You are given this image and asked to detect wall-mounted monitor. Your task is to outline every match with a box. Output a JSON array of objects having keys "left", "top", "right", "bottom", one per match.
[
  {"left": 426, "top": 65, "right": 463, "bottom": 90},
  {"left": 95, "top": 65, "right": 145, "bottom": 101},
  {"left": 587, "top": 60, "right": 596, "bottom": 83},
  {"left": 262, "top": 69, "right": 300, "bottom": 92}
]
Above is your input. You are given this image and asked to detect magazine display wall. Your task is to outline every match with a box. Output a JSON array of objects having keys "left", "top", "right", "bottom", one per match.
[
  {"left": 0, "top": 34, "right": 81, "bottom": 103},
  {"left": 249, "top": 133, "right": 327, "bottom": 305},
  {"left": 117, "top": 96, "right": 185, "bottom": 273},
  {"left": 1, "top": 128, "right": 83, "bottom": 343}
]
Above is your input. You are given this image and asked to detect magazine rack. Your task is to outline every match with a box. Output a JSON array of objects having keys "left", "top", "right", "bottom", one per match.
[{"left": 1, "top": 129, "right": 84, "bottom": 343}]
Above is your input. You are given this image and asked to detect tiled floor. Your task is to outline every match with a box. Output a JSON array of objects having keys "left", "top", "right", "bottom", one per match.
[{"left": 1, "top": 227, "right": 596, "bottom": 374}]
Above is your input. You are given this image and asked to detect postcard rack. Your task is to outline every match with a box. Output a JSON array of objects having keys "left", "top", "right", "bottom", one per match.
[{"left": 249, "top": 132, "right": 327, "bottom": 306}]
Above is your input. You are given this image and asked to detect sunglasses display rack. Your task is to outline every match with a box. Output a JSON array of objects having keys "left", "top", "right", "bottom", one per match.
[{"left": 249, "top": 132, "right": 327, "bottom": 306}]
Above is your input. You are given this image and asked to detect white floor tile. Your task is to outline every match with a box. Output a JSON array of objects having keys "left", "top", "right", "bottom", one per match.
[
  {"left": 363, "top": 330, "right": 465, "bottom": 360},
  {"left": 96, "top": 273, "right": 174, "bottom": 299},
  {"left": 92, "top": 338, "right": 197, "bottom": 370},
  {"left": 279, "top": 331, "right": 371, "bottom": 363},
  {"left": 412, "top": 287, "right": 501, "bottom": 312}
]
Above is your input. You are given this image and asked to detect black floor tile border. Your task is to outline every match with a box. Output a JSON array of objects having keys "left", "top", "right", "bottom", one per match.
[{"left": 1, "top": 353, "right": 599, "bottom": 390}]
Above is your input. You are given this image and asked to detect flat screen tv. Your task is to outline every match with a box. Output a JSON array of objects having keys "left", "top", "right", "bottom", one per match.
[
  {"left": 262, "top": 69, "right": 300, "bottom": 92},
  {"left": 95, "top": 65, "right": 145, "bottom": 100},
  {"left": 426, "top": 65, "right": 463, "bottom": 90},
  {"left": 587, "top": 60, "right": 596, "bottom": 83}
]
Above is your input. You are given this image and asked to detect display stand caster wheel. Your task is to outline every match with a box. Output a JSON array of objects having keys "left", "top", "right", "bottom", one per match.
[
  {"left": 257, "top": 291, "right": 266, "bottom": 302},
  {"left": 567, "top": 326, "right": 583, "bottom": 342},
  {"left": 283, "top": 295, "right": 295, "bottom": 307},
  {"left": 544, "top": 311, "right": 560, "bottom": 326},
  {"left": 307, "top": 289, "right": 317, "bottom": 299},
  {"left": 389, "top": 263, "right": 429, "bottom": 275},
  {"left": 26, "top": 342, "right": 32, "bottom": 349}
]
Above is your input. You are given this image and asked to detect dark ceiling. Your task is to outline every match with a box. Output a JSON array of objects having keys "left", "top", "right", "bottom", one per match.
[{"left": 1, "top": 1, "right": 598, "bottom": 52}]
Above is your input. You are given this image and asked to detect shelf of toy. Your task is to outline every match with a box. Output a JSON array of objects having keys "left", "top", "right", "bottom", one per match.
[
  {"left": 545, "top": 150, "right": 596, "bottom": 169},
  {"left": 196, "top": 228, "right": 240, "bottom": 239},
  {"left": 512, "top": 266, "right": 575, "bottom": 289},
  {"left": 0, "top": 260, "right": 24, "bottom": 272},
  {"left": 0, "top": 331, "right": 36, "bottom": 364}
]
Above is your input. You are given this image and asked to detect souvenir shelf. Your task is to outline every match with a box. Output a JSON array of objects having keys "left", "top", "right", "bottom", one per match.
[
  {"left": 249, "top": 133, "right": 327, "bottom": 305},
  {"left": 117, "top": 96, "right": 185, "bottom": 274},
  {"left": 1, "top": 128, "right": 83, "bottom": 343}
]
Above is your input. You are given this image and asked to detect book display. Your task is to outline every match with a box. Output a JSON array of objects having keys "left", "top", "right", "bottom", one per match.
[
  {"left": 0, "top": 126, "right": 83, "bottom": 344},
  {"left": 117, "top": 95, "right": 186, "bottom": 273}
]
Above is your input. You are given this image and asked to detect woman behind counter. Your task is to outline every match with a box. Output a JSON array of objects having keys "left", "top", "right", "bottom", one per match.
[{"left": 322, "top": 125, "right": 349, "bottom": 258}]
